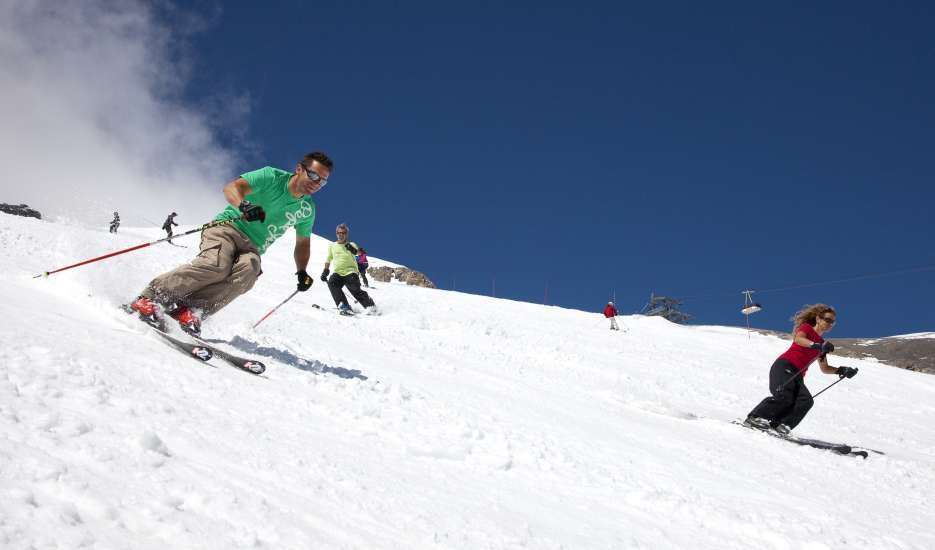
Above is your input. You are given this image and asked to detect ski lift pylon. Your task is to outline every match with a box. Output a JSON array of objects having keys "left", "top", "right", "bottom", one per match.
[{"left": 741, "top": 290, "right": 762, "bottom": 315}]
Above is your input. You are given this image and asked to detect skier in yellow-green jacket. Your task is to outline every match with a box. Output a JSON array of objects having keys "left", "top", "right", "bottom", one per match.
[{"left": 321, "top": 223, "right": 378, "bottom": 315}]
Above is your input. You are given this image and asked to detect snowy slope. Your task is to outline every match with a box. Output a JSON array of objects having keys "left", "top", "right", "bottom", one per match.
[{"left": 2, "top": 214, "right": 934, "bottom": 550}]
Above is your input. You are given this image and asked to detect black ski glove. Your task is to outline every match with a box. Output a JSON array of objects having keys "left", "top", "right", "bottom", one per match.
[
  {"left": 320, "top": 268, "right": 330, "bottom": 282},
  {"left": 811, "top": 341, "right": 834, "bottom": 355},
  {"left": 837, "top": 366, "right": 858, "bottom": 379},
  {"left": 296, "top": 270, "right": 313, "bottom": 291},
  {"left": 238, "top": 200, "right": 266, "bottom": 223}
]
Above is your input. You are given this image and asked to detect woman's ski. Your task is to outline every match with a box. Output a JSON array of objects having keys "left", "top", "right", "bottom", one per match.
[{"left": 733, "top": 420, "right": 873, "bottom": 459}]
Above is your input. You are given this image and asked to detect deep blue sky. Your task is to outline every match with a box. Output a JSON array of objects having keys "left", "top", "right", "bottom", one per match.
[{"left": 172, "top": 1, "right": 933, "bottom": 337}]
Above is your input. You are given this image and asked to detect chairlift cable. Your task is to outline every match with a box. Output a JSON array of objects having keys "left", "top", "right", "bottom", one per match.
[
  {"left": 755, "top": 263, "right": 935, "bottom": 294},
  {"left": 678, "top": 261, "right": 935, "bottom": 302}
]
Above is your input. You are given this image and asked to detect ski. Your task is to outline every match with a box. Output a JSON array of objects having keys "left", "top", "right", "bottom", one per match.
[
  {"left": 123, "top": 304, "right": 264, "bottom": 374},
  {"left": 791, "top": 435, "right": 884, "bottom": 456},
  {"left": 190, "top": 337, "right": 266, "bottom": 375},
  {"left": 310, "top": 303, "right": 358, "bottom": 317},
  {"left": 310, "top": 303, "right": 351, "bottom": 314},
  {"left": 733, "top": 421, "right": 870, "bottom": 459},
  {"left": 150, "top": 327, "right": 214, "bottom": 363}
]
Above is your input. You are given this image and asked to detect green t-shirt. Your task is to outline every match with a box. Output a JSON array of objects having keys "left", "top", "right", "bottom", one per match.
[
  {"left": 214, "top": 166, "right": 316, "bottom": 255},
  {"left": 327, "top": 241, "right": 360, "bottom": 276}
]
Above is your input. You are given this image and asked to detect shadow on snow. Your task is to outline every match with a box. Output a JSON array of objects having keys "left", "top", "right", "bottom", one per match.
[{"left": 204, "top": 335, "right": 368, "bottom": 380}]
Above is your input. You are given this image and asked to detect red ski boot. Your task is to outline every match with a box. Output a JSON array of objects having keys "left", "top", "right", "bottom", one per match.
[
  {"left": 128, "top": 296, "right": 164, "bottom": 330},
  {"left": 168, "top": 306, "right": 202, "bottom": 337}
]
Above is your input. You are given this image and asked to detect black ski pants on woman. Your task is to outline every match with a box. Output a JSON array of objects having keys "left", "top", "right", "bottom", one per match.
[
  {"left": 358, "top": 262, "right": 369, "bottom": 287},
  {"left": 747, "top": 359, "right": 814, "bottom": 429},
  {"left": 327, "top": 272, "right": 375, "bottom": 309}
]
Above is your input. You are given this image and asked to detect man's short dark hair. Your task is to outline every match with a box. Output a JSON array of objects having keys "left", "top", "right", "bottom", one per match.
[{"left": 302, "top": 151, "right": 333, "bottom": 171}]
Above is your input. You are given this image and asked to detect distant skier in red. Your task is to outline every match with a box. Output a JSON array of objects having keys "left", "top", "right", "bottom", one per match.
[{"left": 603, "top": 301, "right": 619, "bottom": 331}]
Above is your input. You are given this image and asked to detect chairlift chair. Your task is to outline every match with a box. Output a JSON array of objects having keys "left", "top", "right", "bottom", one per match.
[{"left": 741, "top": 290, "right": 762, "bottom": 315}]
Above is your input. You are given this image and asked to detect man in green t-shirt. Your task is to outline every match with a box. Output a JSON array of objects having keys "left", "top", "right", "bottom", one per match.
[
  {"left": 321, "top": 223, "right": 378, "bottom": 315},
  {"left": 128, "top": 151, "right": 333, "bottom": 336}
]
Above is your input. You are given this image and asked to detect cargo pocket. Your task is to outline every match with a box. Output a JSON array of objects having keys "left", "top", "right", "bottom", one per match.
[
  {"left": 247, "top": 254, "right": 261, "bottom": 278},
  {"left": 194, "top": 243, "right": 223, "bottom": 268}
]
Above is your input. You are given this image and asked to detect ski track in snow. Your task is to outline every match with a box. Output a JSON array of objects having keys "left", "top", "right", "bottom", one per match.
[{"left": 1, "top": 214, "right": 934, "bottom": 549}]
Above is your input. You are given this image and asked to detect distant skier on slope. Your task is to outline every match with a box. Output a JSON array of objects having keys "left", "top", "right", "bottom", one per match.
[
  {"left": 128, "top": 151, "right": 334, "bottom": 336},
  {"left": 162, "top": 212, "right": 178, "bottom": 242},
  {"left": 744, "top": 303, "right": 857, "bottom": 435},
  {"left": 109, "top": 211, "right": 120, "bottom": 233},
  {"left": 356, "top": 246, "right": 370, "bottom": 288},
  {"left": 603, "top": 301, "right": 619, "bottom": 331},
  {"left": 321, "top": 223, "right": 378, "bottom": 315}
]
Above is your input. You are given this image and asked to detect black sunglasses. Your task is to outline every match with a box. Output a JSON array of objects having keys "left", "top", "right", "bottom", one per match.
[
  {"left": 302, "top": 164, "right": 328, "bottom": 187},
  {"left": 820, "top": 316, "right": 836, "bottom": 324}
]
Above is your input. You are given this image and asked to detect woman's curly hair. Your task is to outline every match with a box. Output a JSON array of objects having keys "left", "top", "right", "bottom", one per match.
[{"left": 791, "top": 303, "right": 836, "bottom": 330}]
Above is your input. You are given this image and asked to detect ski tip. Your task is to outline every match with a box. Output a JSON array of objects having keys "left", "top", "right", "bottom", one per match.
[{"left": 243, "top": 361, "right": 266, "bottom": 375}]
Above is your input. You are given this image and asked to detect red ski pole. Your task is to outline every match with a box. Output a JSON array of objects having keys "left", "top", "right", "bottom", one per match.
[
  {"left": 253, "top": 290, "right": 301, "bottom": 330},
  {"left": 34, "top": 217, "right": 242, "bottom": 278}
]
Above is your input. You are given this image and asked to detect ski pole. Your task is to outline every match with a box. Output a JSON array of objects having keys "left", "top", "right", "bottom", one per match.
[
  {"left": 34, "top": 217, "right": 242, "bottom": 278},
  {"left": 774, "top": 368, "right": 805, "bottom": 394},
  {"left": 812, "top": 368, "right": 856, "bottom": 399},
  {"left": 253, "top": 290, "right": 300, "bottom": 330}
]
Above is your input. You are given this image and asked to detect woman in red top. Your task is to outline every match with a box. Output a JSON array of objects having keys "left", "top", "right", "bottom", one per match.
[{"left": 745, "top": 303, "right": 857, "bottom": 435}]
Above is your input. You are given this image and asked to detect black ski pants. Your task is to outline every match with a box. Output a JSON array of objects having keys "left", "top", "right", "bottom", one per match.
[
  {"left": 358, "top": 262, "right": 369, "bottom": 287},
  {"left": 327, "top": 272, "right": 375, "bottom": 309},
  {"left": 747, "top": 359, "right": 814, "bottom": 429}
]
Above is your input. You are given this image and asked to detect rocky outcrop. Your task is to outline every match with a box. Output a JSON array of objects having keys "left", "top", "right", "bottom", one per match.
[
  {"left": 368, "top": 266, "right": 436, "bottom": 289},
  {"left": 832, "top": 337, "right": 935, "bottom": 374},
  {"left": 754, "top": 329, "right": 934, "bottom": 374},
  {"left": 0, "top": 203, "right": 42, "bottom": 219}
]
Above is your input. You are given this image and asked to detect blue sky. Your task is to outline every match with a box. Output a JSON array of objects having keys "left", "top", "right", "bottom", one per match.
[{"left": 171, "top": 1, "right": 933, "bottom": 337}]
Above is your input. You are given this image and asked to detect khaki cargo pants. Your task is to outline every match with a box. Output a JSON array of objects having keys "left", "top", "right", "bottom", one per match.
[{"left": 141, "top": 224, "right": 261, "bottom": 317}]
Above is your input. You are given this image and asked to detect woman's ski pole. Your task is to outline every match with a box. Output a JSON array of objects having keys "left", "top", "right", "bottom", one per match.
[
  {"left": 33, "top": 217, "right": 241, "bottom": 278},
  {"left": 812, "top": 369, "right": 857, "bottom": 399},
  {"left": 253, "top": 290, "right": 300, "bottom": 329}
]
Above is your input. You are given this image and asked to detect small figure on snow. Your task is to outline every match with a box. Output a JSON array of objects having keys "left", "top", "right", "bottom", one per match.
[
  {"left": 109, "top": 211, "right": 120, "bottom": 233},
  {"left": 744, "top": 303, "right": 857, "bottom": 435},
  {"left": 162, "top": 212, "right": 178, "bottom": 242},
  {"left": 603, "top": 301, "right": 620, "bottom": 330},
  {"left": 128, "top": 151, "right": 334, "bottom": 336},
  {"left": 321, "top": 223, "right": 378, "bottom": 315},
  {"left": 356, "top": 246, "right": 370, "bottom": 288}
]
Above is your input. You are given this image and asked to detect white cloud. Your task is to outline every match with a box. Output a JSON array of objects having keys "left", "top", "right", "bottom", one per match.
[{"left": 0, "top": 0, "right": 245, "bottom": 228}]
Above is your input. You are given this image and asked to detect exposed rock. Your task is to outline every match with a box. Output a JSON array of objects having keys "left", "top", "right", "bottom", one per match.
[
  {"left": 833, "top": 336, "right": 935, "bottom": 374},
  {"left": 0, "top": 203, "right": 42, "bottom": 219},
  {"left": 753, "top": 328, "right": 934, "bottom": 374},
  {"left": 368, "top": 266, "right": 436, "bottom": 289}
]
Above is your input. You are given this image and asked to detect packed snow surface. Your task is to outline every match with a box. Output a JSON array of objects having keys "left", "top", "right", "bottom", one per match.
[
  {"left": 2, "top": 214, "right": 934, "bottom": 549},
  {"left": 891, "top": 332, "right": 935, "bottom": 340}
]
